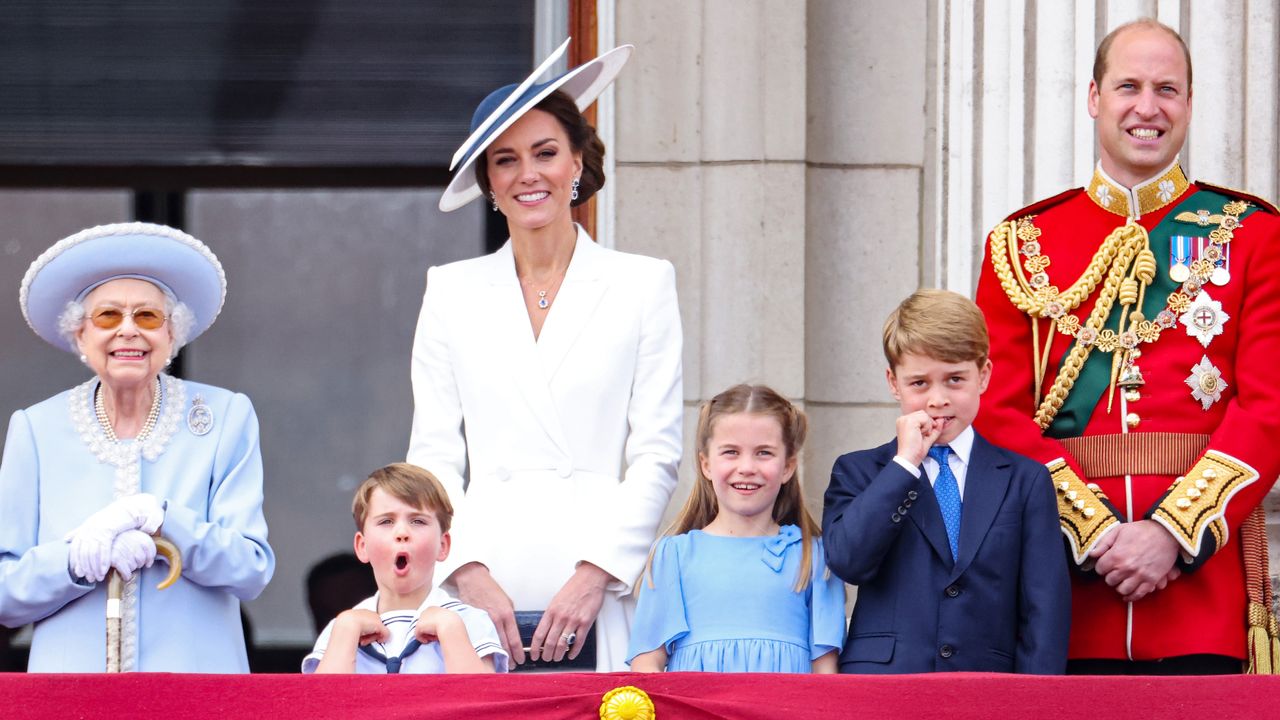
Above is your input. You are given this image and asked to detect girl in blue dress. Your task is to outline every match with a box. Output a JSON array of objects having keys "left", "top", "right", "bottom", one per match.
[{"left": 627, "top": 384, "right": 846, "bottom": 673}]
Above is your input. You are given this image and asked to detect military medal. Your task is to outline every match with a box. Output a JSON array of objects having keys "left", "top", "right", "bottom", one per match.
[
  {"left": 1169, "top": 235, "right": 1192, "bottom": 283},
  {"left": 1204, "top": 238, "right": 1231, "bottom": 285},
  {"left": 187, "top": 394, "right": 214, "bottom": 436},
  {"left": 1186, "top": 356, "right": 1227, "bottom": 410},
  {"left": 1179, "top": 290, "right": 1229, "bottom": 347}
]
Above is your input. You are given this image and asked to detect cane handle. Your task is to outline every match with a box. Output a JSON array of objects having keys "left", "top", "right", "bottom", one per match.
[{"left": 153, "top": 536, "right": 182, "bottom": 590}]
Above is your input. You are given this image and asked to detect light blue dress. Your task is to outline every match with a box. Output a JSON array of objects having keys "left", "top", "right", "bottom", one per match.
[
  {"left": 0, "top": 375, "right": 274, "bottom": 672},
  {"left": 627, "top": 525, "right": 846, "bottom": 672}
]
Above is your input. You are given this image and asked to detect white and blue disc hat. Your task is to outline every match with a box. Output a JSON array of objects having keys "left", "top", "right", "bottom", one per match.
[
  {"left": 438, "top": 38, "right": 634, "bottom": 213},
  {"left": 20, "top": 222, "right": 227, "bottom": 352}
]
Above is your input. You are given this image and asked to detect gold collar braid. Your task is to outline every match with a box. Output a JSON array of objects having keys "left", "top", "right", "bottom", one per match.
[{"left": 1086, "top": 161, "right": 1189, "bottom": 219}]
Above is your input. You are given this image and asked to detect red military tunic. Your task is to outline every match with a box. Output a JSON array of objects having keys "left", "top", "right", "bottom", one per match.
[{"left": 974, "top": 160, "right": 1280, "bottom": 661}]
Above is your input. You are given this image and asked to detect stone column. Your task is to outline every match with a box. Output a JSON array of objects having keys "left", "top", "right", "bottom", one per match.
[
  {"left": 614, "top": 0, "right": 808, "bottom": 520},
  {"left": 803, "top": 0, "right": 930, "bottom": 510}
]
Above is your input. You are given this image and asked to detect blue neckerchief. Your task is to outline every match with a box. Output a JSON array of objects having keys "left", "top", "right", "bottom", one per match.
[{"left": 359, "top": 637, "right": 423, "bottom": 674}]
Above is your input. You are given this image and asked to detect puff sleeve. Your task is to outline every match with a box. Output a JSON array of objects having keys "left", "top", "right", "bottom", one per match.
[
  {"left": 809, "top": 538, "right": 847, "bottom": 660},
  {"left": 626, "top": 535, "right": 689, "bottom": 664}
]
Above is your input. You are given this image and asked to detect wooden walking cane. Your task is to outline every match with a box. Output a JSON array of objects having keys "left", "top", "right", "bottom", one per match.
[{"left": 106, "top": 536, "right": 182, "bottom": 673}]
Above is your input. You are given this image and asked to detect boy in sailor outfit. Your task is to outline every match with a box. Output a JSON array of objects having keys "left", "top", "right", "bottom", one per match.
[{"left": 303, "top": 463, "right": 507, "bottom": 673}]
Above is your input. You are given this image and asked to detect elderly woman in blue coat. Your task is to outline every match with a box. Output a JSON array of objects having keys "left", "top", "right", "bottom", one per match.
[{"left": 0, "top": 223, "right": 274, "bottom": 672}]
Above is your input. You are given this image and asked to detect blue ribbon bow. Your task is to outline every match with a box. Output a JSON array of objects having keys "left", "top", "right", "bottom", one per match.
[{"left": 762, "top": 524, "right": 802, "bottom": 572}]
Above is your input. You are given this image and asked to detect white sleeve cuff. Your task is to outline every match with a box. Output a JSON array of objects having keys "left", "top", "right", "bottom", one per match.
[{"left": 892, "top": 455, "right": 922, "bottom": 478}]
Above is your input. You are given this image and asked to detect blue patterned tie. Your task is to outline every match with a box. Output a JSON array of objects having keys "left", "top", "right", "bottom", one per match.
[{"left": 928, "top": 445, "right": 962, "bottom": 561}]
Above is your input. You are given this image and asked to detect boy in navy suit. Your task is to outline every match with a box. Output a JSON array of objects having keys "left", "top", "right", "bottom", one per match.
[{"left": 822, "top": 289, "right": 1069, "bottom": 674}]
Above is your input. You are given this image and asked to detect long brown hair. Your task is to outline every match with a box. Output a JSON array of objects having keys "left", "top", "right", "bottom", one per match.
[{"left": 648, "top": 384, "right": 822, "bottom": 592}]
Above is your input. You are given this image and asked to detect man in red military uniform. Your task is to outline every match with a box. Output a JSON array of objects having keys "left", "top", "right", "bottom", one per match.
[{"left": 975, "top": 18, "right": 1280, "bottom": 674}]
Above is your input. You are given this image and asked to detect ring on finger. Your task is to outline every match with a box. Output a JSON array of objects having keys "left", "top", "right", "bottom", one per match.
[{"left": 561, "top": 631, "right": 577, "bottom": 647}]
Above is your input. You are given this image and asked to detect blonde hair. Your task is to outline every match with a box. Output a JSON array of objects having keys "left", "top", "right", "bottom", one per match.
[
  {"left": 882, "top": 289, "right": 990, "bottom": 369},
  {"left": 352, "top": 463, "right": 453, "bottom": 533},
  {"left": 649, "top": 384, "right": 821, "bottom": 592}
]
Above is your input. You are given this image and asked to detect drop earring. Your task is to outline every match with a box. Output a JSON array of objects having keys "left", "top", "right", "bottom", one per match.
[
  {"left": 489, "top": 191, "right": 498, "bottom": 212},
  {"left": 571, "top": 177, "right": 580, "bottom": 202}
]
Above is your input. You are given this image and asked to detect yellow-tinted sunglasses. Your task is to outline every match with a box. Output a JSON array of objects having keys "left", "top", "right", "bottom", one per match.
[{"left": 89, "top": 307, "right": 168, "bottom": 331}]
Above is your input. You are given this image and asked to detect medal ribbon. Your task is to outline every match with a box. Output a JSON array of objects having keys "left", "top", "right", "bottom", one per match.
[{"left": 1046, "top": 188, "right": 1252, "bottom": 438}]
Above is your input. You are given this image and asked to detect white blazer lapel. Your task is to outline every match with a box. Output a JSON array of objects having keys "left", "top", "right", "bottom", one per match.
[
  {"left": 481, "top": 242, "right": 572, "bottom": 456},
  {"left": 536, "top": 227, "right": 608, "bottom": 383}
]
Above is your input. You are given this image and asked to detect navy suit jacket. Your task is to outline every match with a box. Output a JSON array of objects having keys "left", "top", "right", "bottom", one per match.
[{"left": 821, "top": 432, "right": 1069, "bottom": 674}]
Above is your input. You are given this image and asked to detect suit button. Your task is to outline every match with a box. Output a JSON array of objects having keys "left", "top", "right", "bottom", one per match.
[
  {"left": 903, "top": 499, "right": 913, "bottom": 508},
  {"left": 945, "top": 584, "right": 960, "bottom": 598},
  {"left": 897, "top": 505, "right": 908, "bottom": 515},
  {"left": 907, "top": 490, "right": 919, "bottom": 500},
  {"left": 939, "top": 644, "right": 954, "bottom": 658},
  {"left": 891, "top": 513, "right": 902, "bottom": 523},
  {"left": 557, "top": 460, "right": 573, "bottom": 478}
]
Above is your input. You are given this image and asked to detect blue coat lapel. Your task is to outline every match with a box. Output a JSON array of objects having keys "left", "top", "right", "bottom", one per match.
[
  {"left": 949, "top": 432, "right": 1011, "bottom": 581},
  {"left": 903, "top": 458, "right": 954, "bottom": 567}
]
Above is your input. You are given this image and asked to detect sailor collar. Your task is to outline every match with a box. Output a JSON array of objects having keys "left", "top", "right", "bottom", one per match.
[{"left": 1086, "top": 158, "right": 1190, "bottom": 220}]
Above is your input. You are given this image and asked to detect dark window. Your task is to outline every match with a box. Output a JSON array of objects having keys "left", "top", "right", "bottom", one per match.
[{"left": 0, "top": 0, "right": 533, "bottom": 186}]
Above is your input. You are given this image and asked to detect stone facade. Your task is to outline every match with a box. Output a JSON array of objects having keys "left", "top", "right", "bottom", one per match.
[{"left": 610, "top": 0, "right": 1280, "bottom": 583}]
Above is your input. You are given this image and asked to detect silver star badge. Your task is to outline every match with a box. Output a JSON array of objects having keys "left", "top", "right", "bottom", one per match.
[
  {"left": 1185, "top": 356, "right": 1227, "bottom": 410},
  {"left": 1179, "top": 290, "right": 1229, "bottom": 347}
]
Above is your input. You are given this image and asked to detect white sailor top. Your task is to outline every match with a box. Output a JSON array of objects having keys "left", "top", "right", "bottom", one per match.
[{"left": 302, "top": 589, "right": 509, "bottom": 674}]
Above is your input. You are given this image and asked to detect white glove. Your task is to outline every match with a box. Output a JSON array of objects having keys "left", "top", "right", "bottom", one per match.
[
  {"left": 66, "top": 494, "right": 165, "bottom": 583},
  {"left": 109, "top": 530, "right": 157, "bottom": 582}
]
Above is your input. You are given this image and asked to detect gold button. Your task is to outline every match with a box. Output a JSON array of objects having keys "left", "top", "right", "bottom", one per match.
[
  {"left": 1083, "top": 507, "right": 1096, "bottom": 519},
  {"left": 1086, "top": 483, "right": 1101, "bottom": 492},
  {"left": 1073, "top": 500, "right": 1085, "bottom": 511},
  {"left": 1057, "top": 481, "right": 1069, "bottom": 493},
  {"left": 1195, "top": 478, "right": 1208, "bottom": 490},
  {"left": 1066, "top": 490, "right": 1077, "bottom": 501},
  {"left": 1187, "top": 487, "right": 1202, "bottom": 500},
  {"left": 1176, "top": 498, "right": 1192, "bottom": 509},
  {"left": 1125, "top": 412, "right": 1141, "bottom": 428},
  {"left": 1125, "top": 389, "right": 1141, "bottom": 402},
  {"left": 1202, "top": 468, "right": 1218, "bottom": 480}
]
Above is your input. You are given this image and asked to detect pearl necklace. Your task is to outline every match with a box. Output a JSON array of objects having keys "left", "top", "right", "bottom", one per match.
[{"left": 95, "top": 377, "right": 162, "bottom": 443}]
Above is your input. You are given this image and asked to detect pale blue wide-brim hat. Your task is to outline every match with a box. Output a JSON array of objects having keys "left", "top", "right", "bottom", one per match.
[
  {"left": 438, "top": 38, "right": 633, "bottom": 212},
  {"left": 20, "top": 222, "right": 227, "bottom": 352}
]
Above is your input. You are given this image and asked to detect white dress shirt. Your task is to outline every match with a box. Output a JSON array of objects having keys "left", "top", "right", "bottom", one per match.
[{"left": 892, "top": 424, "right": 974, "bottom": 499}]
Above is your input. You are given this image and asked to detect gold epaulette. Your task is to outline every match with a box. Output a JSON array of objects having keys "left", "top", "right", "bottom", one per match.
[
  {"left": 1150, "top": 450, "right": 1260, "bottom": 561},
  {"left": 1001, "top": 187, "right": 1081, "bottom": 223},
  {"left": 1196, "top": 181, "right": 1280, "bottom": 215},
  {"left": 1048, "top": 458, "right": 1120, "bottom": 565}
]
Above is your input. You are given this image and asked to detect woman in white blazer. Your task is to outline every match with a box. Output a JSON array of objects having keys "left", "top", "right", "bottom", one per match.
[{"left": 408, "top": 40, "right": 682, "bottom": 672}]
